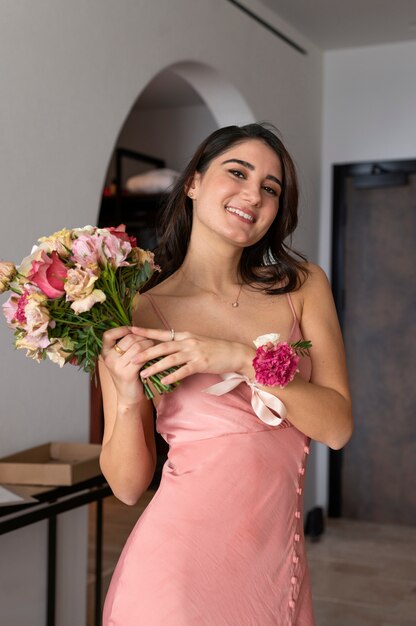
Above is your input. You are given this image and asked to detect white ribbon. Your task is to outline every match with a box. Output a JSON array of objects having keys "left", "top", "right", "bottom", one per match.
[{"left": 204, "top": 372, "right": 286, "bottom": 426}]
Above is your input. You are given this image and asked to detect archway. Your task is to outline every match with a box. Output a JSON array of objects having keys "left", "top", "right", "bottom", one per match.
[
  {"left": 91, "top": 62, "right": 255, "bottom": 443},
  {"left": 100, "top": 61, "right": 255, "bottom": 200}
]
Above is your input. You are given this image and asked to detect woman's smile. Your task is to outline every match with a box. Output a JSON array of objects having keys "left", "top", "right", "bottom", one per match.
[{"left": 225, "top": 205, "right": 256, "bottom": 223}]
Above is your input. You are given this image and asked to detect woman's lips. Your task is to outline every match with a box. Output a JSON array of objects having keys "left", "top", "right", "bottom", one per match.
[{"left": 225, "top": 206, "right": 256, "bottom": 223}]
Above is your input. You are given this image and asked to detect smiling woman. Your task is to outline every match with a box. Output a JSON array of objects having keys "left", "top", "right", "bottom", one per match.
[
  {"left": 151, "top": 123, "right": 305, "bottom": 295},
  {"left": 189, "top": 140, "right": 282, "bottom": 248},
  {"left": 98, "top": 123, "right": 352, "bottom": 626}
]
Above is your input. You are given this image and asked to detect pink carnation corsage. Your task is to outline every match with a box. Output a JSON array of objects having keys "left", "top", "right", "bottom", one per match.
[
  {"left": 252, "top": 333, "right": 312, "bottom": 389},
  {"left": 204, "top": 333, "right": 311, "bottom": 427}
]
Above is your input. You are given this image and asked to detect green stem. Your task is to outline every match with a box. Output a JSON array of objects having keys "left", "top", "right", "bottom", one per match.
[{"left": 100, "top": 271, "right": 131, "bottom": 326}]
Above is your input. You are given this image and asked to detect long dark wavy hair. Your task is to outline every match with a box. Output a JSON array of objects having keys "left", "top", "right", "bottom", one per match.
[{"left": 147, "top": 123, "right": 309, "bottom": 295}]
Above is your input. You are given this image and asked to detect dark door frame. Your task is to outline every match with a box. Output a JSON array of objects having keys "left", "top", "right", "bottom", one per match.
[{"left": 329, "top": 157, "right": 416, "bottom": 517}]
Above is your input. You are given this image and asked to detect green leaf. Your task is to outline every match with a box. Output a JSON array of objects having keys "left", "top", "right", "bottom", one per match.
[{"left": 291, "top": 339, "right": 312, "bottom": 357}]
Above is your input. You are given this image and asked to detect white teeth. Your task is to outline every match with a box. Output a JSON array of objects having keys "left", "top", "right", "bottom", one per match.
[{"left": 225, "top": 207, "right": 254, "bottom": 222}]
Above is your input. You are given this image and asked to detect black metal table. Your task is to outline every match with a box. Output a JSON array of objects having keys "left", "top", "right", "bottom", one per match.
[{"left": 0, "top": 475, "right": 112, "bottom": 626}]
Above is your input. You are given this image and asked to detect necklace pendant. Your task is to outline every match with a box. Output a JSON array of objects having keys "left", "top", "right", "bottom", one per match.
[{"left": 232, "top": 301, "right": 239, "bottom": 308}]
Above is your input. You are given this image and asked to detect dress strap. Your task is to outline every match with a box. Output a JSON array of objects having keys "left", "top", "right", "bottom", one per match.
[
  {"left": 141, "top": 293, "right": 171, "bottom": 330},
  {"left": 286, "top": 292, "right": 299, "bottom": 335}
]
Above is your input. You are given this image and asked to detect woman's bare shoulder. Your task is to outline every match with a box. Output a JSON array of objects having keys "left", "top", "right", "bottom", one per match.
[
  {"left": 288, "top": 262, "right": 330, "bottom": 317},
  {"left": 299, "top": 261, "right": 327, "bottom": 283},
  {"left": 298, "top": 262, "right": 330, "bottom": 294},
  {"left": 131, "top": 292, "right": 156, "bottom": 327},
  {"left": 132, "top": 275, "right": 181, "bottom": 327},
  {"left": 295, "top": 262, "right": 339, "bottom": 325}
]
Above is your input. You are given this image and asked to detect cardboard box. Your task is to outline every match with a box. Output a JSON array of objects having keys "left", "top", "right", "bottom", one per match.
[{"left": 0, "top": 442, "right": 101, "bottom": 486}]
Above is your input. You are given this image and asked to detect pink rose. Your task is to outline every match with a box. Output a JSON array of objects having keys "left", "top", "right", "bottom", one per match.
[{"left": 27, "top": 250, "right": 67, "bottom": 298}]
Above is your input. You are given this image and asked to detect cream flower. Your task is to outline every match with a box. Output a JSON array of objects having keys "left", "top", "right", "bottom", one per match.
[
  {"left": 24, "top": 298, "right": 50, "bottom": 345},
  {"left": 72, "top": 225, "right": 96, "bottom": 237},
  {"left": 38, "top": 228, "right": 74, "bottom": 257},
  {"left": 27, "top": 291, "right": 48, "bottom": 305},
  {"left": 15, "top": 334, "right": 46, "bottom": 363},
  {"left": 65, "top": 266, "right": 100, "bottom": 301},
  {"left": 70, "top": 289, "right": 106, "bottom": 314},
  {"left": 0, "top": 261, "right": 17, "bottom": 293},
  {"left": 45, "top": 337, "right": 75, "bottom": 368},
  {"left": 18, "top": 246, "right": 44, "bottom": 278},
  {"left": 130, "top": 248, "right": 160, "bottom": 271},
  {"left": 253, "top": 333, "right": 281, "bottom": 349}
]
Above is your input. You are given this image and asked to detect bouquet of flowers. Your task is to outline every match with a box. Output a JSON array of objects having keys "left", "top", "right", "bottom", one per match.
[
  {"left": 252, "top": 333, "right": 312, "bottom": 388},
  {"left": 0, "top": 224, "right": 177, "bottom": 399}
]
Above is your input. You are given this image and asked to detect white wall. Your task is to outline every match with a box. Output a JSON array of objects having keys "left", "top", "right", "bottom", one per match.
[
  {"left": 105, "top": 103, "right": 218, "bottom": 185},
  {"left": 0, "top": 1, "right": 322, "bottom": 623},
  {"left": 316, "top": 40, "right": 416, "bottom": 506}
]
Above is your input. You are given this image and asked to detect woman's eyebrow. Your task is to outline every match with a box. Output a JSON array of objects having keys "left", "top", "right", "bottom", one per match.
[{"left": 221, "top": 158, "right": 282, "bottom": 188}]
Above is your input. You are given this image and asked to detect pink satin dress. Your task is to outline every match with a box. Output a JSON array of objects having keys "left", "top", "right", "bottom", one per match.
[{"left": 103, "top": 294, "right": 315, "bottom": 626}]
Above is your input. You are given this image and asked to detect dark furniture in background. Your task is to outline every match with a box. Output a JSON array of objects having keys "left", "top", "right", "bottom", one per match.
[{"left": 0, "top": 476, "right": 112, "bottom": 626}]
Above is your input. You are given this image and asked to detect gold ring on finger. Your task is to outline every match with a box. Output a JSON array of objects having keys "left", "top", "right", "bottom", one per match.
[
  {"left": 170, "top": 328, "right": 175, "bottom": 341},
  {"left": 113, "top": 343, "right": 125, "bottom": 356}
]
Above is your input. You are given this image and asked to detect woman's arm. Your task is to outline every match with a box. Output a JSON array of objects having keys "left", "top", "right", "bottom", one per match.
[
  {"left": 131, "top": 264, "right": 353, "bottom": 450},
  {"left": 99, "top": 327, "right": 157, "bottom": 505},
  {"left": 249, "top": 264, "right": 353, "bottom": 449}
]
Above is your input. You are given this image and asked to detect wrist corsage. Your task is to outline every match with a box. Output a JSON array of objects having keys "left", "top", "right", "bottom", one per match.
[{"left": 252, "top": 333, "right": 312, "bottom": 388}]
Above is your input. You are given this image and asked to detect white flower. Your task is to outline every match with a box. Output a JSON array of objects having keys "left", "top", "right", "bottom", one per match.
[{"left": 253, "top": 333, "right": 281, "bottom": 348}]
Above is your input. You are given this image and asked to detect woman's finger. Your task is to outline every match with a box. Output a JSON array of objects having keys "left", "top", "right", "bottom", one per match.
[
  {"left": 102, "top": 330, "right": 151, "bottom": 362},
  {"left": 139, "top": 350, "right": 189, "bottom": 378},
  {"left": 130, "top": 326, "right": 189, "bottom": 343},
  {"left": 102, "top": 326, "right": 133, "bottom": 348},
  {"left": 115, "top": 334, "right": 152, "bottom": 353},
  {"left": 159, "top": 363, "right": 195, "bottom": 385},
  {"left": 130, "top": 339, "right": 182, "bottom": 365}
]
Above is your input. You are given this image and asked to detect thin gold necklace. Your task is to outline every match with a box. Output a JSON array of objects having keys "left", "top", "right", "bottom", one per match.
[{"left": 179, "top": 269, "right": 244, "bottom": 308}]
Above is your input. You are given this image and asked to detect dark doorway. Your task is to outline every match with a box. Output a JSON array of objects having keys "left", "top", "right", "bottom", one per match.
[{"left": 329, "top": 159, "right": 416, "bottom": 524}]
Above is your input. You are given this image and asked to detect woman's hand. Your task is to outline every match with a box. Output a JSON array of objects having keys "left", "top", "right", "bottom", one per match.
[
  {"left": 100, "top": 326, "right": 156, "bottom": 407},
  {"left": 129, "top": 327, "right": 255, "bottom": 385}
]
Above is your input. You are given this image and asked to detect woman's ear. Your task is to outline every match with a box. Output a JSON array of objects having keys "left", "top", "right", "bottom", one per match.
[{"left": 186, "top": 172, "right": 201, "bottom": 199}]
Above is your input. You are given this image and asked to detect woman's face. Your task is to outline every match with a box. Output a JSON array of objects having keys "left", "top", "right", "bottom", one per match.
[{"left": 188, "top": 139, "right": 282, "bottom": 249}]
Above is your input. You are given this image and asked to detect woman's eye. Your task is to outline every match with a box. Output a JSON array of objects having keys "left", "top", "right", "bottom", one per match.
[
  {"left": 263, "top": 186, "right": 278, "bottom": 196},
  {"left": 229, "top": 169, "right": 245, "bottom": 179}
]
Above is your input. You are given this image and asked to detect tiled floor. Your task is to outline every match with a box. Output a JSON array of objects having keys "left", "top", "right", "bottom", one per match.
[{"left": 88, "top": 492, "right": 416, "bottom": 625}]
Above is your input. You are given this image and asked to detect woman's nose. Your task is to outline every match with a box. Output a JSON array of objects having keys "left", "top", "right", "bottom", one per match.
[{"left": 242, "top": 183, "right": 261, "bottom": 206}]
